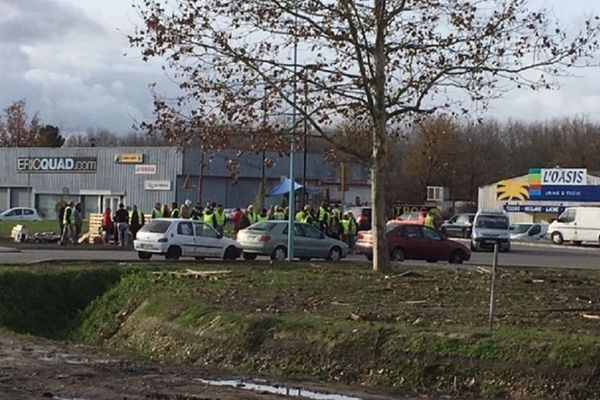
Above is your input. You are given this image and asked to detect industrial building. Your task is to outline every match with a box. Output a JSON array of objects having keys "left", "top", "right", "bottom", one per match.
[
  {"left": 478, "top": 168, "right": 600, "bottom": 223},
  {"left": 0, "top": 147, "right": 371, "bottom": 219}
]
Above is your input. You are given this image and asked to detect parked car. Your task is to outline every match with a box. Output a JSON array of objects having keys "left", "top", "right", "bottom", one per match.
[
  {"left": 548, "top": 207, "right": 600, "bottom": 245},
  {"left": 237, "top": 221, "right": 348, "bottom": 261},
  {"left": 345, "top": 206, "right": 371, "bottom": 231},
  {"left": 471, "top": 211, "right": 510, "bottom": 252},
  {"left": 442, "top": 213, "right": 476, "bottom": 238},
  {"left": 355, "top": 221, "right": 471, "bottom": 264},
  {"left": 0, "top": 207, "right": 42, "bottom": 221},
  {"left": 134, "top": 218, "right": 242, "bottom": 260},
  {"left": 510, "top": 222, "right": 548, "bottom": 241}
]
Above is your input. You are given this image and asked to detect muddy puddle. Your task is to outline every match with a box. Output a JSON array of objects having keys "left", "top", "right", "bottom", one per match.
[{"left": 197, "top": 378, "right": 362, "bottom": 400}]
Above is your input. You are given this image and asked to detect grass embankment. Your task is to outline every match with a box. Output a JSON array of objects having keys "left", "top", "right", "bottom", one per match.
[
  {"left": 0, "top": 220, "right": 89, "bottom": 240},
  {"left": 68, "top": 263, "right": 600, "bottom": 399}
]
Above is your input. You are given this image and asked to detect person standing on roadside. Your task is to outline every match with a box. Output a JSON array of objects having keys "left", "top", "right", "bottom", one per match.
[
  {"left": 57, "top": 201, "right": 66, "bottom": 236},
  {"left": 60, "top": 201, "right": 76, "bottom": 245},
  {"left": 114, "top": 203, "right": 130, "bottom": 246},
  {"left": 152, "top": 202, "right": 163, "bottom": 219},
  {"left": 101, "top": 207, "right": 114, "bottom": 244},
  {"left": 170, "top": 202, "right": 180, "bottom": 218},
  {"left": 129, "top": 204, "right": 145, "bottom": 240},
  {"left": 180, "top": 199, "right": 192, "bottom": 218},
  {"left": 214, "top": 204, "right": 226, "bottom": 235},
  {"left": 191, "top": 203, "right": 204, "bottom": 220},
  {"left": 162, "top": 203, "right": 171, "bottom": 219}
]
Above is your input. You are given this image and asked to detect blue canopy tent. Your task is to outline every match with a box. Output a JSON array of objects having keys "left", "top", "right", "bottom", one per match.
[{"left": 266, "top": 178, "right": 321, "bottom": 197}]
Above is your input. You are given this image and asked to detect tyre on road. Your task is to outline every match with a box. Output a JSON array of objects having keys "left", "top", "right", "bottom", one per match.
[
  {"left": 165, "top": 246, "right": 182, "bottom": 260},
  {"left": 390, "top": 247, "right": 405, "bottom": 262},
  {"left": 243, "top": 252, "right": 257, "bottom": 260},
  {"left": 271, "top": 246, "right": 287, "bottom": 261},
  {"left": 327, "top": 246, "right": 342, "bottom": 261},
  {"left": 138, "top": 251, "right": 152, "bottom": 260},
  {"left": 449, "top": 250, "right": 464, "bottom": 264},
  {"left": 223, "top": 246, "right": 240, "bottom": 260},
  {"left": 551, "top": 232, "right": 563, "bottom": 245}
]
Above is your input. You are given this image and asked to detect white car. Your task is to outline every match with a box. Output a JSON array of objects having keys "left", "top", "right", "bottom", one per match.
[
  {"left": 134, "top": 218, "right": 242, "bottom": 260},
  {"left": 0, "top": 207, "right": 42, "bottom": 221},
  {"left": 510, "top": 223, "right": 548, "bottom": 241}
]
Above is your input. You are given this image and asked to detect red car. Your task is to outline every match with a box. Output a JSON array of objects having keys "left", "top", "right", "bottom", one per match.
[{"left": 355, "top": 222, "right": 471, "bottom": 264}]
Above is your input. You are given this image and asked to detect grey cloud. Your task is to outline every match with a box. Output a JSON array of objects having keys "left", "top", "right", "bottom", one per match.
[{"left": 0, "top": 0, "right": 104, "bottom": 44}]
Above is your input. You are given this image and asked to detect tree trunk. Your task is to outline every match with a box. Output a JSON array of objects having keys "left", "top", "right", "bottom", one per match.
[
  {"left": 371, "top": 0, "right": 391, "bottom": 273},
  {"left": 371, "top": 130, "right": 391, "bottom": 273}
]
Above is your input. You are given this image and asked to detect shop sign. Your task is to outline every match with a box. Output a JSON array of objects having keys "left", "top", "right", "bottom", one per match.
[
  {"left": 529, "top": 185, "right": 600, "bottom": 202},
  {"left": 503, "top": 205, "right": 565, "bottom": 214},
  {"left": 114, "top": 153, "right": 143, "bottom": 164},
  {"left": 135, "top": 164, "right": 157, "bottom": 174},
  {"left": 17, "top": 157, "right": 97, "bottom": 173},
  {"left": 144, "top": 180, "right": 171, "bottom": 191}
]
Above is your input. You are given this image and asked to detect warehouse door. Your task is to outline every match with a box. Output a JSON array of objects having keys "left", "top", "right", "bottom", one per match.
[
  {"left": 11, "top": 188, "right": 30, "bottom": 208},
  {"left": 0, "top": 188, "right": 8, "bottom": 211}
]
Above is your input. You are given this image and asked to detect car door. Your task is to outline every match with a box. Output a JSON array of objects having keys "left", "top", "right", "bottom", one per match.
[
  {"left": 283, "top": 223, "right": 307, "bottom": 257},
  {"left": 527, "top": 224, "right": 542, "bottom": 240},
  {"left": 444, "top": 216, "right": 458, "bottom": 236},
  {"left": 194, "top": 222, "right": 222, "bottom": 258},
  {"left": 176, "top": 221, "right": 196, "bottom": 256},
  {"left": 398, "top": 225, "right": 425, "bottom": 260},
  {"left": 420, "top": 226, "right": 448, "bottom": 261},
  {"left": 5, "top": 208, "right": 23, "bottom": 221},
  {"left": 302, "top": 224, "right": 329, "bottom": 258}
]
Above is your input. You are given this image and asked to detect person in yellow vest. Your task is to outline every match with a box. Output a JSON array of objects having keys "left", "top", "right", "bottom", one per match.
[
  {"left": 295, "top": 208, "right": 305, "bottom": 222},
  {"left": 203, "top": 207, "right": 217, "bottom": 229},
  {"left": 424, "top": 210, "right": 437, "bottom": 230},
  {"left": 273, "top": 206, "right": 285, "bottom": 220},
  {"left": 317, "top": 203, "right": 330, "bottom": 232},
  {"left": 190, "top": 203, "right": 203, "bottom": 220},
  {"left": 214, "top": 204, "right": 226, "bottom": 235},
  {"left": 340, "top": 214, "right": 350, "bottom": 243},
  {"left": 247, "top": 205, "right": 257, "bottom": 225},
  {"left": 256, "top": 208, "right": 268, "bottom": 222},
  {"left": 347, "top": 211, "right": 358, "bottom": 249},
  {"left": 301, "top": 205, "right": 314, "bottom": 224},
  {"left": 129, "top": 204, "right": 145, "bottom": 240},
  {"left": 152, "top": 202, "right": 163, "bottom": 219},
  {"left": 60, "top": 201, "right": 76, "bottom": 245},
  {"left": 170, "top": 202, "right": 180, "bottom": 218}
]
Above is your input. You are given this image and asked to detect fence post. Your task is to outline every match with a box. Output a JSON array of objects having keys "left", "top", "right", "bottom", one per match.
[{"left": 488, "top": 243, "right": 499, "bottom": 331}]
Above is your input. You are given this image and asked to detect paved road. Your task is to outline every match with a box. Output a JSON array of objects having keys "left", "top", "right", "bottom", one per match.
[{"left": 1, "top": 241, "right": 600, "bottom": 269}]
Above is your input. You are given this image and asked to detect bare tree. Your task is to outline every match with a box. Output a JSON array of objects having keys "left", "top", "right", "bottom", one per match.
[
  {"left": 131, "top": 0, "right": 600, "bottom": 272},
  {"left": 0, "top": 100, "right": 42, "bottom": 147}
]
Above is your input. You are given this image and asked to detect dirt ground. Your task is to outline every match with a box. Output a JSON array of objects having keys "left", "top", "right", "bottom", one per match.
[{"left": 0, "top": 332, "right": 398, "bottom": 400}]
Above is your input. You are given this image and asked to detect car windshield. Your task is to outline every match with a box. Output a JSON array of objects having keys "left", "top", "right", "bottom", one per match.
[
  {"left": 476, "top": 216, "right": 509, "bottom": 229},
  {"left": 510, "top": 224, "right": 532, "bottom": 234},
  {"left": 248, "top": 221, "right": 277, "bottom": 231},
  {"left": 140, "top": 220, "right": 171, "bottom": 233}
]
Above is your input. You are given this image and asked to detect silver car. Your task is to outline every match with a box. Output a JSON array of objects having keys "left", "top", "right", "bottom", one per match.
[{"left": 237, "top": 221, "right": 348, "bottom": 261}]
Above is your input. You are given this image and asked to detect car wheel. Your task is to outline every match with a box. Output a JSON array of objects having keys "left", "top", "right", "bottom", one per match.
[
  {"left": 223, "top": 246, "right": 240, "bottom": 260},
  {"left": 243, "top": 252, "right": 258, "bottom": 260},
  {"left": 165, "top": 246, "right": 182, "bottom": 260},
  {"left": 390, "top": 247, "right": 405, "bottom": 262},
  {"left": 195, "top": 256, "right": 205, "bottom": 261},
  {"left": 138, "top": 251, "right": 152, "bottom": 260},
  {"left": 271, "top": 246, "right": 287, "bottom": 261},
  {"left": 449, "top": 251, "right": 464, "bottom": 264},
  {"left": 327, "top": 246, "right": 342, "bottom": 261},
  {"left": 551, "top": 232, "right": 563, "bottom": 245},
  {"left": 366, "top": 254, "right": 373, "bottom": 261}
]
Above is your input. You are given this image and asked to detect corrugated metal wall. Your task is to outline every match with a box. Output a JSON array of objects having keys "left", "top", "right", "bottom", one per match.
[
  {"left": 0, "top": 147, "right": 182, "bottom": 214},
  {"left": 478, "top": 173, "right": 600, "bottom": 223}
]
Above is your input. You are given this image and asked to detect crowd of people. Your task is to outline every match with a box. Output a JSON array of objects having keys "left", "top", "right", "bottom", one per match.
[{"left": 59, "top": 198, "right": 359, "bottom": 249}]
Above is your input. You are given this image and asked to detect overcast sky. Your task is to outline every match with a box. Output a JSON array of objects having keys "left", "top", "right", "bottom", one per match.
[{"left": 0, "top": 0, "right": 598, "bottom": 134}]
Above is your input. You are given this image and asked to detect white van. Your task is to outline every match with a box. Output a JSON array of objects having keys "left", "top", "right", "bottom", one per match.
[
  {"left": 548, "top": 207, "right": 600, "bottom": 245},
  {"left": 471, "top": 211, "right": 511, "bottom": 252}
]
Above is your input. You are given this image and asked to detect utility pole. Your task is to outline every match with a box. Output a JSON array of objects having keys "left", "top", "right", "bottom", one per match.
[
  {"left": 302, "top": 82, "right": 308, "bottom": 207},
  {"left": 341, "top": 163, "right": 346, "bottom": 207},
  {"left": 197, "top": 146, "right": 205, "bottom": 204}
]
